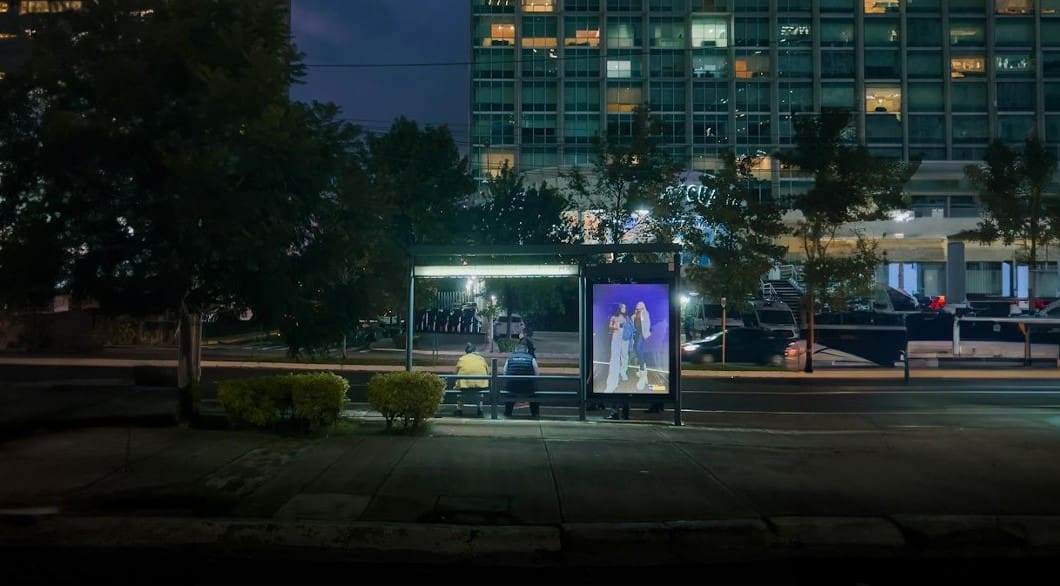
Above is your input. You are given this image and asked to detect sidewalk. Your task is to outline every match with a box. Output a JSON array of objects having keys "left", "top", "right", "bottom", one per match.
[{"left": 3, "top": 415, "right": 1060, "bottom": 570}]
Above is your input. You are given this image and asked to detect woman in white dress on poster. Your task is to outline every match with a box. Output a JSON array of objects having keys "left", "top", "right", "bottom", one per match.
[{"left": 604, "top": 303, "right": 628, "bottom": 392}]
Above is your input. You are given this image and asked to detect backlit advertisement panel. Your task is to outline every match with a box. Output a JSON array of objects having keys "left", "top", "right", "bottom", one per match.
[{"left": 591, "top": 283, "right": 670, "bottom": 396}]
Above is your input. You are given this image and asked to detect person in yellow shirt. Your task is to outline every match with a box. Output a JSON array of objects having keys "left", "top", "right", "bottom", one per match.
[{"left": 454, "top": 342, "right": 489, "bottom": 417}]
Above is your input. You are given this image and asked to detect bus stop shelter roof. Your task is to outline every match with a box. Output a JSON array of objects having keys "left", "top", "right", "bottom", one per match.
[{"left": 408, "top": 243, "right": 682, "bottom": 259}]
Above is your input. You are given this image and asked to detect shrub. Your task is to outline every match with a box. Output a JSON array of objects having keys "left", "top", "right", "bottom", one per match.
[
  {"left": 496, "top": 338, "right": 518, "bottom": 353},
  {"left": 218, "top": 373, "right": 349, "bottom": 430},
  {"left": 367, "top": 371, "right": 445, "bottom": 431},
  {"left": 292, "top": 372, "right": 350, "bottom": 427}
]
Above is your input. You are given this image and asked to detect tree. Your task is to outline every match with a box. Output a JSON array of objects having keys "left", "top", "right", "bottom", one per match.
[
  {"left": 473, "top": 161, "right": 575, "bottom": 246},
  {"left": 965, "top": 136, "right": 1059, "bottom": 308},
  {"left": 363, "top": 118, "right": 476, "bottom": 326},
  {"left": 473, "top": 160, "right": 577, "bottom": 339},
  {"left": 776, "top": 109, "right": 918, "bottom": 372},
  {"left": 0, "top": 0, "right": 351, "bottom": 415},
  {"left": 565, "top": 105, "right": 683, "bottom": 248},
  {"left": 685, "top": 151, "right": 788, "bottom": 305}
]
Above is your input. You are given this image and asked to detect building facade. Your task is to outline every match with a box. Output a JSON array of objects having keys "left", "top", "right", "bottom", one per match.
[
  {"left": 470, "top": 0, "right": 1060, "bottom": 299},
  {"left": 0, "top": 1, "right": 85, "bottom": 79}
]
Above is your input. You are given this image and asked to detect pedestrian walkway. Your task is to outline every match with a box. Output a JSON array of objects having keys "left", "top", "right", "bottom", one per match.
[{"left": 3, "top": 417, "right": 1060, "bottom": 569}]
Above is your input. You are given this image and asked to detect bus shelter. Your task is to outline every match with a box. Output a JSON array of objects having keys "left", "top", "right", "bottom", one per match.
[{"left": 406, "top": 244, "right": 684, "bottom": 425}]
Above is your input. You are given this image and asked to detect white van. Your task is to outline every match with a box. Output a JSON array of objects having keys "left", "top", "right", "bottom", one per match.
[{"left": 492, "top": 314, "right": 525, "bottom": 340}]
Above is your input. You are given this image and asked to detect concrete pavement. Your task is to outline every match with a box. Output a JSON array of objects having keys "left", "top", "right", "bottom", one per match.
[{"left": 4, "top": 415, "right": 1060, "bottom": 570}]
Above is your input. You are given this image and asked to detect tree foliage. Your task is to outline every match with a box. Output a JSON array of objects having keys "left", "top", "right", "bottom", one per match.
[
  {"left": 965, "top": 136, "right": 1059, "bottom": 305},
  {"left": 0, "top": 0, "right": 359, "bottom": 379},
  {"left": 776, "top": 109, "right": 918, "bottom": 309},
  {"left": 473, "top": 161, "right": 575, "bottom": 246},
  {"left": 565, "top": 105, "right": 683, "bottom": 247},
  {"left": 685, "top": 151, "right": 788, "bottom": 304}
]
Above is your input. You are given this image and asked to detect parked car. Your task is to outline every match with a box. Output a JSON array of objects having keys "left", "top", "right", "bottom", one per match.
[
  {"left": 681, "top": 327, "right": 792, "bottom": 366},
  {"left": 492, "top": 314, "right": 525, "bottom": 340}
]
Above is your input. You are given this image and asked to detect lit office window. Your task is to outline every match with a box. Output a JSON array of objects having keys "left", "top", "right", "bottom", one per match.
[
  {"left": 1044, "top": 0, "right": 1060, "bottom": 15},
  {"left": 474, "top": 16, "right": 516, "bottom": 47},
  {"left": 606, "top": 83, "right": 643, "bottom": 112},
  {"left": 564, "top": 16, "right": 600, "bottom": 47},
  {"left": 995, "top": 53, "right": 1034, "bottom": 76},
  {"left": 19, "top": 1, "right": 81, "bottom": 14},
  {"left": 864, "top": 0, "right": 900, "bottom": 14},
  {"left": 607, "top": 59, "right": 632, "bottom": 78},
  {"left": 691, "top": 17, "right": 728, "bottom": 48},
  {"left": 778, "top": 18, "right": 812, "bottom": 47},
  {"left": 865, "top": 85, "right": 901, "bottom": 113},
  {"left": 996, "top": 0, "right": 1032, "bottom": 14},
  {"left": 950, "top": 55, "right": 986, "bottom": 78},
  {"left": 734, "top": 50, "right": 769, "bottom": 78},
  {"left": 473, "top": 0, "right": 515, "bottom": 13},
  {"left": 611, "top": 49, "right": 642, "bottom": 77},
  {"left": 522, "top": 0, "right": 556, "bottom": 12}
]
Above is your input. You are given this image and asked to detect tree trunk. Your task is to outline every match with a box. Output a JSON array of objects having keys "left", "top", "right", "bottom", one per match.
[
  {"left": 804, "top": 293, "right": 815, "bottom": 373},
  {"left": 176, "top": 303, "right": 202, "bottom": 422}
]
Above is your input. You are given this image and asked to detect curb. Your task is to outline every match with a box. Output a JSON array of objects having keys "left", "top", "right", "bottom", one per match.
[{"left": 4, "top": 515, "right": 1060, "bottom": 564}]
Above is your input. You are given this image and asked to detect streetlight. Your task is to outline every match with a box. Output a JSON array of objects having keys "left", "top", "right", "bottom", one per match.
[{"left": 720, "top": 297, "right": 727, "bottom": 365}]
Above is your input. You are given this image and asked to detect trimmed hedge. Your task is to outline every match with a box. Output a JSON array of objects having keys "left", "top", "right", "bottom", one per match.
[
  {"left": 367, "top": 371, "right": 445, "bottom": 431},
  {"left": 217, "top": 372, "right": 350, "bottom": 430}
]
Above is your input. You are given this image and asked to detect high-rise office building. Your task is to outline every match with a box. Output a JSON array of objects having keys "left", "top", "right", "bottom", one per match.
[
  {"left": 0, "top": 1, "right": 84, "bottom": 79},
  {"left": 470, "top": 0, "right": 1060, "bottom": 298}
]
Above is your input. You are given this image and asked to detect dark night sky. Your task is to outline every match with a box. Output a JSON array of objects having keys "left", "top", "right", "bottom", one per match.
[{"left": 290, "top": 0, "right": 471, "bottom": 150}]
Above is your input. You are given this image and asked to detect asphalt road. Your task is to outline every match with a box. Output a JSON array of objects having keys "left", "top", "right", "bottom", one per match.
[{"left": 4, "top": 359, "right": 1060, "bottom": 430}]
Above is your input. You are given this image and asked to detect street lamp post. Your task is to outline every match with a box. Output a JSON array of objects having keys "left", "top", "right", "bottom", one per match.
[{"left": 721, "top": 297, "right": 727, "bottom": 365}]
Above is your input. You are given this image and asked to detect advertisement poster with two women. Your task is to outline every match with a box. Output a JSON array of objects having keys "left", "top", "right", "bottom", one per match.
[{"left": 592, "top": 283, "right": 670, "bottom": 396}]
